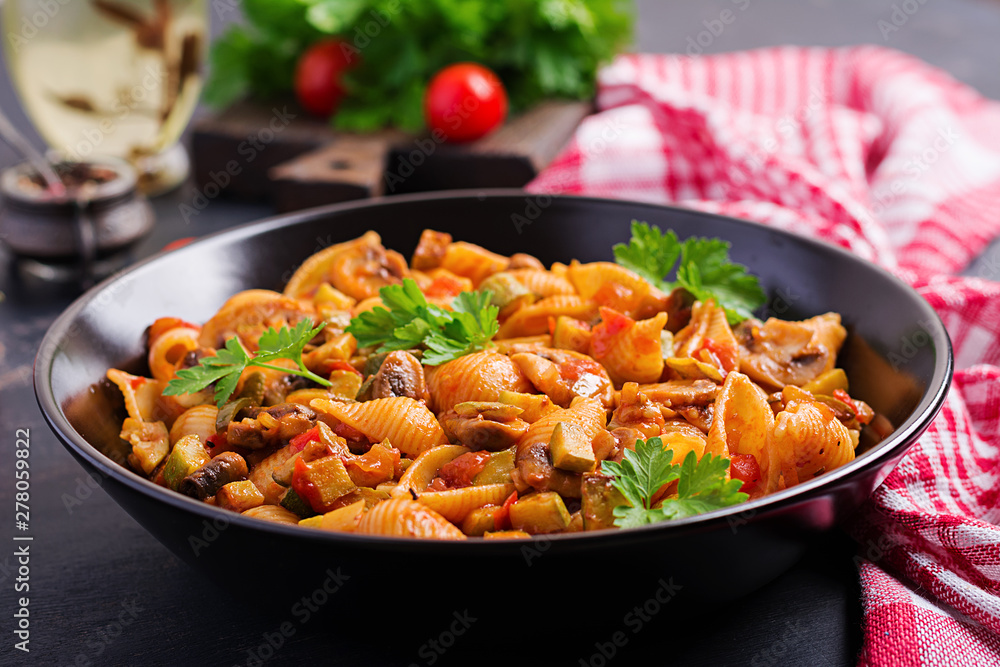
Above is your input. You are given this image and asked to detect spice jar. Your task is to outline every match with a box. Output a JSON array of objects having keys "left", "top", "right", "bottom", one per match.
[{"left": 0, "top": 156, "right": 154, "bottom": 285}]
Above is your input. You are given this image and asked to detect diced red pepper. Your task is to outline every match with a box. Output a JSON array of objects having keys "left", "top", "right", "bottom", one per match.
[
  {"left": 325, "top": 360, "right": 363, "bottom": 377},
  {"left": 730, "top": 453, "right": 760, "bottom": 494},
  {"left": 492, "top": 490, "right": 518, "bottom": 531},
  {"left": 291, "top": 457, "right": 322, "bottom": 510},
  {"left": 289, "top": 426, "right": 322, "bottom": 453},
  {"left": 437, "top": 451, "right": 492, "bottom": 489}
]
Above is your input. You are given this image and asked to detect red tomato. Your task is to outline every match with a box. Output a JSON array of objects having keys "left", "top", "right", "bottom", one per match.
[
  {"left": 730, "top": 453, "right": 761, "bottom": 494},
  {"left": 294, "top": 39, "right": 354, "bottom": 117},
  {"left": 437, "top": 451, "right": 492, "bottom": 489},
  {"left": 424, "top": 63, "right": 508, "bottom": 143}
]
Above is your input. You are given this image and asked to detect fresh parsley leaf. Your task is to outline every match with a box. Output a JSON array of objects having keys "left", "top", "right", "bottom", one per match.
[
  {"left": 657, "top": 451, "right": 749, "bottom": 520},
  {"left": 163, "top": 320, "right": 331, "bottom": 408},
  {"left": 600, "top": 437, "right": 749, "bottom": 528},
  {"left": 345, "top": 278, "right": 499, "bottom": 366},
  {"left": 613, "top": 221, "right": 682, "bottom": 289},
  {"left": 613, "top": 221, "right": 766, "bottom": 324}
]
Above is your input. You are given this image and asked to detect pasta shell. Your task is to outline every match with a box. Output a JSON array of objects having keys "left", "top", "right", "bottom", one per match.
[
  {"left": 505, "top": 268, "right": 576, "bottom": 297},
  {"left": 773, "top": 400, "right": 854, "bottom": 482},
  {"left": 706, "top": 372, "right": 781, "bottom": 496},
  {"left": 590, "top": 309, "right": 667, "bottom": 385},
  {"left": 198, "top": 290, "right": 315, "bottom": 350},
  {"left": 242, "top": 504, "right": 300, "bottom": 525},
  {"left": 169, "top": 405, "right": 219, "bottom": 446},
  {"left": 356, "top": 499, "right": 466, "bottom": 539},
  {"left": 416, "top": 483, "right": 516, "bottom": 523},
  {"left": 283, "top": 231, "right": 409, "bottom": 300},
  {"left": 392, "top": 445, "right": 470, "bottom": 498},
  {"left": 440, "top": 241, "right": 509, "bottom": 287},
  {"left": 107, "top": 369, "right": 168, "bottom": 423},
  {"left": 426, "top": 350, "right": 533, "bottom": 413},
  {"left": 311, "top": 397, "right": 448, "bottom": 457},
  {"left": 566, "top": 261, "right": 651, "bottom": 315},
  {"left": 148, "top": 326, "right": 200, "bottom": 382},
  {"left": 497, "top": 295, "right": 598, "bottom": 339}
]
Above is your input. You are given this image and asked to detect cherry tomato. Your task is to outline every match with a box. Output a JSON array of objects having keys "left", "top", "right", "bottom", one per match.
[
  {"left": 294, "top": 39, "right": 354, "bottom": 117},
  {"left": 424, "top": 63, "right": 508, "bottom": 143}
]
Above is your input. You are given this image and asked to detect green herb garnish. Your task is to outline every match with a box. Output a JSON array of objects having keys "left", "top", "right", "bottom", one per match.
[
  {"left": 600, "top": 437, "right": 748, "bottom": 528},
  {"left": 163, "top": 319, "right": 331, "bottom": 408},
  {"left": 613, "top": 221, "right": 766, "bottom": 324},
  {"left": 346, "top": 278, "right": 499, "bottom": 366}
]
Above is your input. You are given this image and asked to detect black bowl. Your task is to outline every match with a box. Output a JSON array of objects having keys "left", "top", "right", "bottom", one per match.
[{"left": 35, "top": 190, "right": 951, "bottom": 631}]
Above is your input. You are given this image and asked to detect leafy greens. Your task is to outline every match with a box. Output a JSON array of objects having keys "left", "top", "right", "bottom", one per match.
[
  {"left": 600, "top": 436, "right": 748, "bottom": 528},
  {"left": 163, "top": 319, "right": 331, "bottom": 408},
  {"left": 204, "top": 0, "right": 634, "bottom": 132},
  {"left": 345, "top": 278, "right": 499, "bottom": 366},
  {"left": 613, "top": 220, "right": 767, "bottom": 324}
]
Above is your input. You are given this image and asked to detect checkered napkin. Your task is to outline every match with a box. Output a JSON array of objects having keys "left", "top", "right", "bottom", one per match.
[{"left": 527, "top": 46, "right": 1000, "bottom": 666}]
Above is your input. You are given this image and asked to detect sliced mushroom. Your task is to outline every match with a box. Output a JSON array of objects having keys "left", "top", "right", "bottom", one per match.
[
  {"left": 369, "top": 351, "right": 430, "bottom": 402},
  {"left": 179, "top": 451, "right": 249, "bottom": 500},
  {"left": 440, "top": 409, "right": 530, "bottom": 452}
]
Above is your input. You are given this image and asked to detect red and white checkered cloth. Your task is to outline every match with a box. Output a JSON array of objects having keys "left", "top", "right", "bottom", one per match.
[{"left": 528, "top": 46, "right": 1000, "bottom": 666}]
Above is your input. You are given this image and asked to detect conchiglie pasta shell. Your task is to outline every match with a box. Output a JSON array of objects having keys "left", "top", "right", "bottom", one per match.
[
  {"left": 416, "top": 483, "right": 515, "bottom": 523},
  {"left": 505, "top": 269, "right": 576, "bottom": 297},
  {"left": 198, "top": 290, "right": 315, "bottom": 350},
  {"left": 426, "top": 350, "right": 533, "bottom": 413},
  {"left": 311, "top": 397, "right": 448, "bottom": 457},
  {"left": 566, "top": 261, "right": 651, "bottom": 313},
  {"left": 440, "top": 242, "right": 509, "bottom": 286},
  {"left": 148, "top": 326, "right": 200, "bottom": 382},
  {"left": 107, "top": 369, "right": 167, "bottom": 422},
  {"left": 592, "top": 311, "right": 667, "bottom": 385},
  {"left": 527, "top": 397, "right": 607, "bottom": 444},
  {"left": 497, "top": 295, "right": 598, "bottom": 339},
  {"left": 169, "top": 405, "right": 219, "bottom": 445},
  {"left": 773, "top": 401, "right": 854, "bottom": 482},
  {"left": 706, "top": 372, "right": 778, "bottom": 496},
  {"left": 284, "top": 231, "right": 408, "bottom": 301},
  {"left": 242, "top": 504, "right": 300, "bottom": 525},
  {"left": 356, "top": 499, "right": 466, "bottom": 539},
  {"left": 392, "top": 445, "right": 470, "bottom": 498}
]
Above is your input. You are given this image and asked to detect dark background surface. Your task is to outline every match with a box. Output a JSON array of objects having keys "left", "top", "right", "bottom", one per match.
[{"left": 1, "top": 1, "right": 999, "bottom": 665}]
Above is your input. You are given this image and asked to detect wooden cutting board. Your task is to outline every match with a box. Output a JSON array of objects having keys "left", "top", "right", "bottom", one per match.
[{"left": 190, "top": 99, "right": 590, "bottom": 212}]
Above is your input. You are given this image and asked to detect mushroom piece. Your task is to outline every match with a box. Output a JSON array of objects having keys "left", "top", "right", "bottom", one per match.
[
  {"left": 179, "top": 451, "right": 249, "bottom": 500},
  {"left": 369, "top": 351, "right": 430, "bottom": 402},
  {"left": 439, "top": 401, "right": 530, "bottom": 452}
]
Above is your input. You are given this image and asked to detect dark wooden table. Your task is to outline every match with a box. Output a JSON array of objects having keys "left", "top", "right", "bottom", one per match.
[{"left": 2, "top": 1, "right": 999, "bottom": 665}]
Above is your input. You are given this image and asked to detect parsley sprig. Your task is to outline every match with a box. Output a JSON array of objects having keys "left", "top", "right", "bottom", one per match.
[
  {"left": 613, "top": 221, "right": 766, "bottom": 324},
  {"left": 600, "top": 437, "right": 749, "bottom": 529},
  {"left": 163, "top": 319, "right": 330, "bottom": 408},
  {"left": 346, "top": 278, "right": 499, "bottom": 366}
]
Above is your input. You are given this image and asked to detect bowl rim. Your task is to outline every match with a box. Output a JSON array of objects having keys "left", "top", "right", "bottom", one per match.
[{"left": 34, "top": 188, "right": 954, "bottom": 553}]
